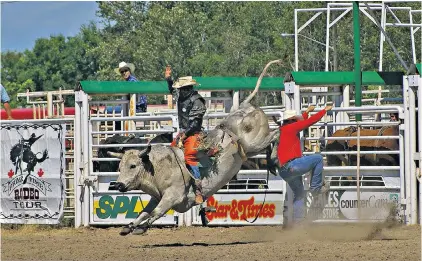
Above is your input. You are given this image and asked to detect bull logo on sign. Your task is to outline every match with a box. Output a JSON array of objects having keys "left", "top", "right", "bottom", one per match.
[{"left": 9, "top": 133, "right": 49, "bottom": 183}]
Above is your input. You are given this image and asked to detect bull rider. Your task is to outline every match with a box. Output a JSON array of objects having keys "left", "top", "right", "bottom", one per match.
[{"left": 165, "top": 65, "right": 206, "bottom": 204}]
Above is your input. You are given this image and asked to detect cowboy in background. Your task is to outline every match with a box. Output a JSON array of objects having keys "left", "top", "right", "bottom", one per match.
[
  {"left": 1, "top": 84, "right": 13, "bottom": 120},
  {"left": 390, "top": 113, "right": 399, "bottom": 122},
  {"left": 115, "top": 61, "right": 147, "bottom": 113},
  {"left": 165, "top": 65, "right": 206, "bottom": 204}
]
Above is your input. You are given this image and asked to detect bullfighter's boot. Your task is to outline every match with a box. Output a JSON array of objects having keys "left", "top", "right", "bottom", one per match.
[{"left": 311, "top": 181, "right": 331, "bottom": 197}]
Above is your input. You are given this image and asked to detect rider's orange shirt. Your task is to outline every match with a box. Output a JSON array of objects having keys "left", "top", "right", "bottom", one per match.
[{"left": 171, "top": 133, "right": 201, "bottom": 166}]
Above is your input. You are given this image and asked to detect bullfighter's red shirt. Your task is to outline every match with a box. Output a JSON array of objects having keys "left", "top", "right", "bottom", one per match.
[{"left": 277, "top": 110, "right": 327, "bottom": 166}]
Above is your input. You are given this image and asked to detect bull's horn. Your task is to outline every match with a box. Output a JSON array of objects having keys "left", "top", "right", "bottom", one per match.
[
  {"left": 241, "top": 59, "right": 283, "bottom": 105},
  {"left": 139, "top": 144, "right": 152, "bottom": 157},
  {"left": 107, "top": 151, "right": 124, "bottom": 158}
]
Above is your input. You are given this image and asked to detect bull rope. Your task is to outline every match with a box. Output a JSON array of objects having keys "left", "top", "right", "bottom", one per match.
[
  {"left": 215, "top": 127, "right": 267, "bottom": 224},
  {"left": 243, "top": 145, "right": 271, "bottom": 224},
  {"left": 214, "top": 124, "right": 248, "bottom": 162},
  {"left": 169, "top": 147, "right": 195, "bottom": 182},
  {"left": 174, "top": 126, "right": 270, "bottom": 224}
]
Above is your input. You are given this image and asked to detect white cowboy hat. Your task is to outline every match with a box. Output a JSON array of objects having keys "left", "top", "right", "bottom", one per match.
[
  {"left": 172, "top": 76, "right": 199, "bottom": 89},
  {"left": 278, "top": 110, "right": 303, "bottom": 123},
  {"left": 115, "top": 61, "right": 135, "bottom": 75}
]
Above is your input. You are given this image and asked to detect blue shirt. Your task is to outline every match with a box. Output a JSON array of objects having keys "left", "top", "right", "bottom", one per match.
[
  {"left": 127, "top": 75, "right": 147, "bottom": 106},
  {"left": 106, "top": 106, "right": 122, "bottom": 114},
  {"left": 0, "top": 84, "right": 10, "bottom": 103}
]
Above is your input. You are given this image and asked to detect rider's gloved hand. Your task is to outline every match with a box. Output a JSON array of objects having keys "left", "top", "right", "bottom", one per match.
[{"left": 177, "top": 133, "right": 186, "bottom": 149}]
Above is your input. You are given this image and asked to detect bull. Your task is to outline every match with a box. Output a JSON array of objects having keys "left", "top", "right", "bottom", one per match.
[{"left": 107, "top": 60, "right": 281, "bottom": 235}]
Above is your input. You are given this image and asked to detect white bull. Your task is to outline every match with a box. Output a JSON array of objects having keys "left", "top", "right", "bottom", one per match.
[{"left": 108, "top": 60, "right": 282, "bottom": 235}]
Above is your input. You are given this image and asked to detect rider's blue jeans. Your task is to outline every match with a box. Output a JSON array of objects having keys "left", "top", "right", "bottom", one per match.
[
  {"left": 277, "top": 154, "right": 324, "bottom": 220},
  {"left": 188, "top": 165, "right": 201, "bottom": 179}
]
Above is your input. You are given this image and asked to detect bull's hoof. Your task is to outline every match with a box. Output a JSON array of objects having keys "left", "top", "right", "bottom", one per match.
[
  {"left": 119, "top": 226, "right": 133, "bottom": 236},
  {"left": 132, "top": 226, "right": 148, "bottom": 235}
]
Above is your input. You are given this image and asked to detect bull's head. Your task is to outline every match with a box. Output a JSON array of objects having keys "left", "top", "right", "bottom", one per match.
[{"left": 108, "top": 145, "right": 152, "bottom": 192}]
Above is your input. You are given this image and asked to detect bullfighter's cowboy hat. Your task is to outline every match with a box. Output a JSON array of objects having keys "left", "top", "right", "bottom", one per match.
[
  {"left": 172, "top": 76, "right": 199, "bottom": 89},
  {"left": 115, "top": 61, "right": 135, "bottom": 75},
  {"left": 277, "top": 110, "right": 304, "bottom": 123}
]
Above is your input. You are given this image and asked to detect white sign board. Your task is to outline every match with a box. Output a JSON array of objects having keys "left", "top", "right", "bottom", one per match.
[
  {"left": 1, "top": 123, "right": 66, "bottom": 224},
  {"left": 306, "top": 190, "right": 400, "bottom": 221}
]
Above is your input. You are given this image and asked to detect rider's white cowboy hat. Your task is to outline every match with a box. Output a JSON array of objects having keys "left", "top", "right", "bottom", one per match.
[
  {"left": 278, "top": 110, "right": 303, "bottom": 123},
  {"left": 172, "top": 76, "right": 199, "bottom": 89},
  {"left": 115, "top": 61, "right": 135, "bottom": 75}
]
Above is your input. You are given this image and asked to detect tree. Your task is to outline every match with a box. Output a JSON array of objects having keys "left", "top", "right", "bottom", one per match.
[{"left": 1, "top": 2, "right": 420, "bottom": 108}]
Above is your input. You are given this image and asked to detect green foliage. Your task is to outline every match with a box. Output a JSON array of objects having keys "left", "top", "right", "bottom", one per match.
[{"left": 1, "top": 2, "right": 420, "bottom": 108}]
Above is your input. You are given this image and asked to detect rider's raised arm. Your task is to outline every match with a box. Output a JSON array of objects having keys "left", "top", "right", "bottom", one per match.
[
  {"left": 166, "top": 77, "right": 175, "bottom": 95},
  {"left": 165, "top": 65, "right": 176, "bottom": 95}
]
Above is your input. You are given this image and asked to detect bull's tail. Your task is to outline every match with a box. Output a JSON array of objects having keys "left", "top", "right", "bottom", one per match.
[{"left": 240, "top": 59, "right": 283, "bottom": 107}]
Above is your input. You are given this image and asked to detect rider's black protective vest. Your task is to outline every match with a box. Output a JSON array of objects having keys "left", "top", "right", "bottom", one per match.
[{"left": 177, "top": 92, "right": 205, "bottom": 131}]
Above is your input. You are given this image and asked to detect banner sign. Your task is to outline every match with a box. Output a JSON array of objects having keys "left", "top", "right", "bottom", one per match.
[
  {"left": 192, "top": 192, "right": 284, "bottom": 225},
  {"left": 92, "top": 193, "right": 177, "bottom": 225},
  {"left": 306, "top": 190, "right": 400, "bottom": 221},
  {"left": 1, "top": 123, "right": 66, "bottom": 224}
]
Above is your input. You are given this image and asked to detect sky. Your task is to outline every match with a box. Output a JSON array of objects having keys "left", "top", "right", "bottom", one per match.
[{"left": 1, "top": 1, "right": 100, "bottom": 52}]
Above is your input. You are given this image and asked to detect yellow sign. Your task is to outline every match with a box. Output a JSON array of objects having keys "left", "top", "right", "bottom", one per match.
[{"left": 93, "top": 195, "right": 174, "bottom": 219}]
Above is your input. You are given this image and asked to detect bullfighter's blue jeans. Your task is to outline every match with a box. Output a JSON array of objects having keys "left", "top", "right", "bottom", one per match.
[{"left": 277, "top": 154, "right": 324, "bottom": 221}]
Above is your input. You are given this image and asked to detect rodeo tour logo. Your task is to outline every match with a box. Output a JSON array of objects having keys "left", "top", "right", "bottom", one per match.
[
  {"left": 1, "top": 124, "right": 66, "bottom": 224},
  {"left": 3, "top": 133, "right": 52, "bottom": 209}
]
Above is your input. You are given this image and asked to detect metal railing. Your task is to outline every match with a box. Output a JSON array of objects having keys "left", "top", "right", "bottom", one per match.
[{"left": 15, "top": 90, "right": 76, "bottom": 221}]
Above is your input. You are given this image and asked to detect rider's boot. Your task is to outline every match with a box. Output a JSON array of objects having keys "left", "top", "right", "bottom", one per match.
[
  {"left": 194, "top": 179, "right": 204, "bottom": 204},
  {"left": 188, "top": 165, "right": 204, "bottom": 204}
]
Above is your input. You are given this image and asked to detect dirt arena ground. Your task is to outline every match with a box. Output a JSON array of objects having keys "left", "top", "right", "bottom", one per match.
[{"left": 1, "top": 223, "right": 420, "bottom": 261}]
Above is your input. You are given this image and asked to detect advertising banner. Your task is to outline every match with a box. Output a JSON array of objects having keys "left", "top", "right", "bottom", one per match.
[
  {"left": 192, "top": 192, "right": 285, "bottom": 225},
  {"left": 92, "top": 193, "right": 177, "bottom": 225},
  {"left": 1, "top": 123, "right": 66, "bottom": 224},
  {"left": 306, "top": 190, "right": 400, "bottom": 221}
]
